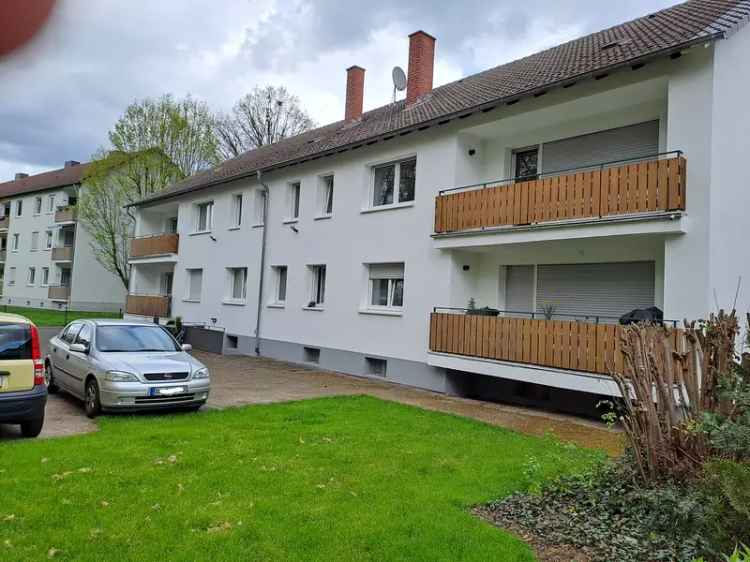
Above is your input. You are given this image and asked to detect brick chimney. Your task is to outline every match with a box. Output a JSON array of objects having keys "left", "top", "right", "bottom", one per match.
[
  {"left": 345, "top": 65, "right": 365, "bottom": 121},
  {"left": 14, "top": 172, "right": 28, "bottom": 180},
  {"left": 406, "top": 31, "right": 436, "bottom": 105},
  {"left": 64, "top": 160, "right": 80, "bottom": 168}
]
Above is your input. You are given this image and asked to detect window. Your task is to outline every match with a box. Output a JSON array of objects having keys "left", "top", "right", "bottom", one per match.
[
  {"left": 45, "top": 230, "right": 53, "bottom": 250},
  {"left": 319, "top": 175, "right": 334, "bottom": 216},
  {"left": 365, "top": 357, "right": 387, "bottom": 377},
  {"left": 367, "top": 263, "right": 404, "bottom": 309},
  {"left": 15, "top": 200, "right": 22, "bottom": 217},
  {"left": 34, "top": 197, "right": 42, "bottom": 215},
  {"left": 8, "top": 267, "right": 16, "bottom": 286},
  {"left": 60, "top": 268, "right": 71, "bottom": 287},
  {"left": 272, "top": 265, "right": 287, "bottom": 304},
  {"left": 195, "top": 201, "right": 213, "bottom": 232},
  {"left": 303, "top": 347, "right": 320, "bottom": 363},
  {"left": 513, "top": 147, "right": 539, "bottom": 181},
  {"left": 307, "top": 265, "right": 326, "bottom": 307},
  {"left": 11, "top": 233, "right": 19, "bottom": 251},
  {"left": 227, "top": 267, "right": 247, "bottom": 301},
  {"left": 186, "top": 268, "right": 203, "bottom": 301},
  {"left": 28, "top": 267, "right": 36, "bottom": 286},
  {"left": 62, "top": 228, "right": 75, "bottom": 247},
  {"left": 167, "top": 216, "right": 178, "bottom": 233},
  {"left": 31, "top": 231, "right": 39, "bottom": 251},
  {"left": 47, "top": 194, "right": 55, "bottom": 213},
  {"left": 287, "top": 182, "right": 301, "bottom": 220},
  {"left": 76, "top": 324, "right": 92, "bottom": 347},
  {"left": 371, "top": 157, "right": 416, "bottom": 207},
  {"left": 61, "top": 322, "right": 83, "bottom": 344},
  {"left": 232, "top": 194, "right": 243, "bottom": 227},
  {"left": 254, "top": 189, "right": 267, "bottom": 225},
  {"left": 41, "top": 267, "right": 49, "bottom": 286}
]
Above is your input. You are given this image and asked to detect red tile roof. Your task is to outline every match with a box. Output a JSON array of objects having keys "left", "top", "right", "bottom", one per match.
[
  {"left": 135, "top": 0, "right": 750, "bottom": 206},
  {"left": 0, "top": 163, "right": 89, "bottom": 199}
]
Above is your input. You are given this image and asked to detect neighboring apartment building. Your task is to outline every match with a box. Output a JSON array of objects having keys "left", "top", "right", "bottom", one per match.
[
  {"left": 127, "top": 0, "right": 750, "bottom": 408},
  {"left": 0, "top": 162, "right": 126, "bottom": 312}
]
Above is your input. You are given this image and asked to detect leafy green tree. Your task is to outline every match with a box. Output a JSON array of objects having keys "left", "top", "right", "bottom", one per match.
[{"left": 79, "top": 95, "right": 219, "bottom": 288}]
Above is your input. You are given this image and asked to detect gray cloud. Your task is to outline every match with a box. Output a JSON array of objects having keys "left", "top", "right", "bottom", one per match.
[{"left": 0, "top": 0, "right": 674, "bottom": 181}]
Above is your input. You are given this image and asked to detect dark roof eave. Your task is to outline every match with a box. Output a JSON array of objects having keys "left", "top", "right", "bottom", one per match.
[{"left": 131, "top": 31, "right": 724, "bottom": 209}]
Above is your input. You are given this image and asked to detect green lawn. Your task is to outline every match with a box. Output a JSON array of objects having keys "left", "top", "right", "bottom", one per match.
[
  {"left": 0, "top": 305, "right": 122, "bottom": 326},
  {"left": 0, "top": 396, "right": 599, "bottom": 561}
]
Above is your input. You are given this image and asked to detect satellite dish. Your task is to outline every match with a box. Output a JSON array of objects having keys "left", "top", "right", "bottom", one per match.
[{"left": 392, "top": 66, "right": 407, "bottom": 91}]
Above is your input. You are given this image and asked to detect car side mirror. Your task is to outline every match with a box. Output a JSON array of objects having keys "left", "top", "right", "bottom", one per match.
[
  {"left": 69, "top": 343, "right": 89, "bottom": 354},
  {"left": 181, "top": 343, "right": 193, "bottom": 352}
]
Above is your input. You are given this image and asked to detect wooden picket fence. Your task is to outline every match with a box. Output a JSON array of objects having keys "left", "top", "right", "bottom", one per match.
[
  {"left": 429, "top": 312, "right": 685, "bottom": 377},
  {"left": 434, "top": 155, "right": 686, "bottom": 233}
]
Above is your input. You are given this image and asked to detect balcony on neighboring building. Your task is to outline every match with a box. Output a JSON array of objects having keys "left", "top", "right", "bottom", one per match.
[
  {"left": 0, "top": 216, "right": 8, "bottom": 231},
  {"left": 433, "top": 152, "right": 686, "bottom": 238},
  {"left": 126, "top": 294, "right": 171, "bottom": 318},
  {"left": 48, "top": 285, "right": 71, "bottom": 301},
  {"left": 54, "top": 205, "right": 77, "bottom": 223},
  {"left": 51, "top": 245, "right": 74, "bottom": 262},
  {"left": 130, "top": 233, "right": 179, "bottom": 259},
  {"left": 0, "top": 250, "right": 5, "bottom": 262}
]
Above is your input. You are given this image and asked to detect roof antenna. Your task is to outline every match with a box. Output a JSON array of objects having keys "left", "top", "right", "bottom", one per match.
[{"left": 392, "top": 66, "right": 406, "bottom": 102}]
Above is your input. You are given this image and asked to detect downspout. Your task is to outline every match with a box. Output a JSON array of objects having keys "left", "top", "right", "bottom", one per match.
[{"left": 254, "top": 170, "right": 270, "bottom": 355}]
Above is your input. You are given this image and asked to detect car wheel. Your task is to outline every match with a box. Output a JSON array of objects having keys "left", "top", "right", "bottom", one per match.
[
  {"left": 84, "top": 379, "right": 102, "bottom": 419},
  {"left": 20, "top": 417, "right": 44, "bottom": 438},
  {"left": 46, "top": 362, "right": 59, "bottom": 394}
]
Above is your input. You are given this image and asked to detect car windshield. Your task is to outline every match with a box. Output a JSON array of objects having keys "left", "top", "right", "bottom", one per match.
[{"left": 95, "top": 325, "right": 180, "bottom": 353}]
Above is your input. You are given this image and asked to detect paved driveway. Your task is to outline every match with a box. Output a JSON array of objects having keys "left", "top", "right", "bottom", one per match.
[{"left": 1, "top": 345, "right": 622, "bottom": 454}]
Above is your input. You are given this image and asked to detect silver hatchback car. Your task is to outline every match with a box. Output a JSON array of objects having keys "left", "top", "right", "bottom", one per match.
[{"left": 46, "top": 319, "right": 210, "bottom": 418}]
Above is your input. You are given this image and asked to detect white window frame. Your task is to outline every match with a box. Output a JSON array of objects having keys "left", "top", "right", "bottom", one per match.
[
  {"left": 30, "top": 231, "right": 39, "bottom": 251},
  {"left": 225, "top": 267, "right": 248, "bottom": 304},
  {"left": 194, "top": 201, "right": 214, "bottom": 233},
  {"left": 8, "top": 267, "right": 16, "bottom": 286},
  {"left": 15, "top": 199, "right": 22, "bottom": 217},
  {"left": 34, "top": 197, "right": 42, "bottom": 215},
  {"left": 253, "top": 189, "right": 267, "bottom": 226},
  {"left": 27, "top": 267, "right": 36, "bottom": 286},
  {"left": 368, "top": 156, "right": 417, "bottom": 210},
  {"left": 45, "top": 230, "right": 53, "bottom": 250},
  {"left": 41, "top": 267, "right": 50, "bottom": 287},
  {"left": 286, "top": 181, "right": 301, "bottom": 222},
  {"left": 231, "top": 193, "right": 243, "bottom": 228},
  {"left": 305, "top": 264, "right": 326, "bottom": 309},
  {"left": 270, "top": 265, "right": 288, "bottom": 306},
  {"left": 317, "top": 174, "right": 334, "bottom": 218},
  {"left": 365, "top": 263, "right": 405, "bottom": 313},
  {"left": 47, "top": 194, "right": 55, "bottom": 214},
  {"left": 185, "top": 268, "right": 203, "bottom": 302},
  {"left": 11, "top": 233, "right": 19, "bottom": 252}
]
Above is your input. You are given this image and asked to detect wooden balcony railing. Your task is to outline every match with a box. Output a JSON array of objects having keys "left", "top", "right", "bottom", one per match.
[
  {"left": 429, "top": 310, "right": 682, "bottom": 377},
  {"left": 130, "top": 233, "right": 179, "bottom": 258},
  {"left": 126, "top": 294, "right": 171, "bottom": 317},
  {"left": 55, "top": 205, "right": 77, "bottom": 223},
  {"left": 434, "top": 152, "right": 686, "bottom": 234},
  {"left": 0, "top": 216, "right": 9, "bottom": 230},
  {"left": 51, "top": 246, "right": 74, "bottom": 261},
  {"left": 48, "top": 285, "right": 71, "bottom": 300}
]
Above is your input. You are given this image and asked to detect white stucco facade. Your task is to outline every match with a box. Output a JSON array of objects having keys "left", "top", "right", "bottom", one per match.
[{"left": 129, "top": 27, "right": 750, "bottom": 399}]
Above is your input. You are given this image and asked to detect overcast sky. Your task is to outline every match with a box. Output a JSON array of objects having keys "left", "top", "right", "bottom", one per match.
[{"left": 0, "top": 0, "right": 675, "bottom": 181}]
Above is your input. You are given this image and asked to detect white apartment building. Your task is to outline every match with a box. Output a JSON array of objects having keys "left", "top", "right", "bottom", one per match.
[
  {"left": 0, "top": 162, "right": 126, "bottom": 312},
  {"left": 127, "top": 0, "right": 750, "bottom": 408}
]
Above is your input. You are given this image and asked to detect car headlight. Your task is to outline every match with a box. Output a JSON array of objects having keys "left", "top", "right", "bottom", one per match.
[
  {"left": 104, "top": 370, "right": 139, "bottom": 382},
  {"left": 192, "top": 367, "right": 209, "bottom": 380}
]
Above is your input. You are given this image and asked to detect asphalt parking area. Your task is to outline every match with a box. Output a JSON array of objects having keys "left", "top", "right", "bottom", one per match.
[{"left": 0, "top": 350, "right": 622, "bottom": 454}]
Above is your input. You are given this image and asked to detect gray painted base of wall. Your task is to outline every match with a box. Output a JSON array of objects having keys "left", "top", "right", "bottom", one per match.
[
  {"left": 0, "top": 297, "right": 124, "bottom": 313},
  {"left": 222, "top": 332, "right": 449, "bottom": 394}
]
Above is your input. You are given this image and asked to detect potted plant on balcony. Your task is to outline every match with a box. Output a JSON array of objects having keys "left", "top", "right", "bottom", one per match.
[{"left": 466, "top": 297, "right": 499, "bottom": 317}]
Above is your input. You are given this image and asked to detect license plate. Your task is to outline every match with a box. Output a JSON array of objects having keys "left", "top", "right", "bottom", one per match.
[{"left": 150, "top": 386, "right": 187, "bottom": 397}]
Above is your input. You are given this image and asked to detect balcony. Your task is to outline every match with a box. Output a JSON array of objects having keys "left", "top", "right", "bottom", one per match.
[
  {"left": 51, "top": 246, "right": 74, "bottom": 262},
  {"left": 126, "top": 294, "right": 171, "bottom": 317},
  {"left": 434, "top": 153, "right": 686, "bottom": 235},
  {"left": 429, "top": 309, "right": 681, "bottom": 377},
  {"left": 0, "top": 250, "right": 5, "bottom": 262},
  {"left": 55, "top": 205, "right": 77, "bottom": 223},
  {"left": 0, "top": 216, "right": 8, "bottom": 230},
  {"left": 130, "top": 233, "right": 179, "bottom": 259},
  {"left": 48, "top": 285, "right": 71, "bottom": 301}
]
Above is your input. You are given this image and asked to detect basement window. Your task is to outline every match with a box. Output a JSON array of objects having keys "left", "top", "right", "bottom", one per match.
[
  {"left": 226, "top": 334, "right": 239, "bottom": 349},
  {"left": 303, "top": 347, "right": 320, "bottom": 363},
  {"left": 365, "top": 357, "right": 387, "bottom": 377}
]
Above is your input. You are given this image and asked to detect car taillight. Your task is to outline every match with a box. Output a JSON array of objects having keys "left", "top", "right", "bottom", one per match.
[{"left": 30, "top": 324, "right": 44, "bottom": 386}]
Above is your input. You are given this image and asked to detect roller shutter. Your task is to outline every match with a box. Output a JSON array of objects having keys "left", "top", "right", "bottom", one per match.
[
  {"left": 505, "top": 265, "right": 534, "bottom": 313},
  {"left": 541, "top": 120, "right": 659, "bottom": 173},
  {"left": 536, "top": 262, "right": 655, "bottom": 321}
]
